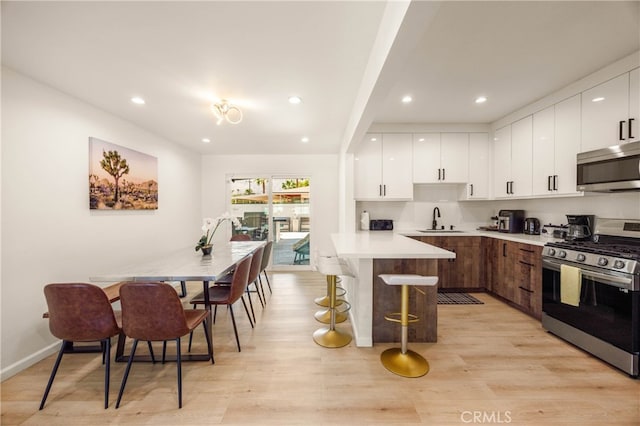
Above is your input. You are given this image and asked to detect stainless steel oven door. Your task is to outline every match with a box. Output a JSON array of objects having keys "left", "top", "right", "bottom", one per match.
[{"left": 542, "top": 258, "right": 639, "bottom": 354}]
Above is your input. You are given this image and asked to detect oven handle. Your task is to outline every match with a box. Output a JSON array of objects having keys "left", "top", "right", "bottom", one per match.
[{"left": 542, "top": 258, "right": 634, "bottom": 290}]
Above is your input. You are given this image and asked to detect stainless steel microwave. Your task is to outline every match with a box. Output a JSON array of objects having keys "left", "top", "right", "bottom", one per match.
[{"left": 577, "top": 140, "right": 640, "bottom": 192}]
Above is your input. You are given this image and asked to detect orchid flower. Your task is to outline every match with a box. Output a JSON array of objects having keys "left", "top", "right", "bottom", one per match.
[{"left": 195, "top": 213, "right": 242, "bottom": 251}]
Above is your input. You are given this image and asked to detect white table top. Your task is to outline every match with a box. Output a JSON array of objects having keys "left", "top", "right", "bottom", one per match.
[
  {"left": 331, "top": 232, "right": 455, "bottom": 259},
  {"left": 90, "top": 241, "right": 265, "bottom": 282}
]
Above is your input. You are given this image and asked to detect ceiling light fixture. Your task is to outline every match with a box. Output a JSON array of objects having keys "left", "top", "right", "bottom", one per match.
[
  {"left": 131, "top": 96, "right": 145, "bottom": 105},
  {"left": 289, "top": 96, "right": 302, "bottom": 104},
  {"left": 592, "top": 97, "right": 605, "bottom": 102},
  {"left": 401, "top": 95, "right": 412, "bottom": 103},
  {"left": 301, "top": 137, "right": 309, "bottom": 143},
  {"left": 211, "top": 100, "right": 243, "bottom": 125},
  {"left": 202, "top": 138, "right": 211, "bottom": 143},
  {"left": 475, "top": 96, "right": 488, "bottom": 104}
]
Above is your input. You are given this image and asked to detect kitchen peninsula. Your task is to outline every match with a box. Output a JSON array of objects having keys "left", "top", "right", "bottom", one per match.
[{"left": 331, "top": 232, "right": 455, "bottom": 347}]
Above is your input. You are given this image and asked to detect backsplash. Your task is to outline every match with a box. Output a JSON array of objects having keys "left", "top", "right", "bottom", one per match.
[{"left": 357, "top": 184, "right": 640, "bottom": 231}]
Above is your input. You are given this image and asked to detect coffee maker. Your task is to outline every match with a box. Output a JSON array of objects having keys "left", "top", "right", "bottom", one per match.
[
  {"left": 498, "top": 209, "right": 525, "bottom": 233},
  {"left": 565, "top": 214, "right": 595, "bottom": 241}
]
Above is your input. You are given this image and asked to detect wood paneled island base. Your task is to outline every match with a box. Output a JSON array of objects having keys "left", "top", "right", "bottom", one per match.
[{"left": 372, "top": 258, "right": 438, "bottom": 343}]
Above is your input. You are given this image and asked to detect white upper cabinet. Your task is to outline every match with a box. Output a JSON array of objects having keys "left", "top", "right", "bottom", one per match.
[
  {"left": 532, "top": 105, "right": 555, "bottom": 195},
  {"left": 413, "top": 133, "right": 468, "bottom": 183},
  {"left": 493, "top": 117, "right": 533, "bottom": 198},
  {"left": 354, "top": 133, "right": 413, "bottom": 200},
  {"left": 510, "top": 116, "right": 533, "bottom": 197},
  {"left": 492, "top": 125, "right": 512, "bottom": 197},
  {"left": 553, "top": 95, "right": 582, "bottom": 195},
  {"left": 465, "top": 133, "right": 490, "bottom": 199},
  {"left": 532, "top": 96, "right": 582, "bottom": 196},
  {"left": 581, "top": 70, "right": 639, "bottom": 151}
]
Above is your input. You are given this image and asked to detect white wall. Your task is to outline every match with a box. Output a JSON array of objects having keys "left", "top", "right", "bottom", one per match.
[
  {"left": 1, "top": 68, "right": 202, "bottom": 379},
  {"left": 201, "top": 154, "right": 339, "bottom": 260}
]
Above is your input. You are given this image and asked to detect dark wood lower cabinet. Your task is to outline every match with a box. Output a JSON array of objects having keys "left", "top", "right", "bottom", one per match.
[{"left": 412, "top": 235, "right": 542, "bottom": 320}]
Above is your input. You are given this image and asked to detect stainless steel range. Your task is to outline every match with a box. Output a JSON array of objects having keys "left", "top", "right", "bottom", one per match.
[{"left": 542, "top": 218, "right": 640, "bottom": 378}]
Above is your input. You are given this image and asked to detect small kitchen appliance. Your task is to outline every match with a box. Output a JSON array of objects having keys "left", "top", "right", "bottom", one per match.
[
  {"left": 524, "top": 217, "right": 541, "bottom": 235},
  {"left": 542, "top": 217, "right": 640, "bottom": 377},
  {"left": 369, "top": 219, "right": 393, "bottom": 231},
  {"left": 565, "top": 214, "right": 595, "bottom": 241},
  {"left": 497, "top": 209, "right": 525, "bottom": 233}
]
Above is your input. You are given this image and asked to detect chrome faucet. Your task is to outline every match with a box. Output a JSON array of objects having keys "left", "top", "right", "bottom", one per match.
[{"left": 432, "top": 206, "right": 441, "bottom": 230}]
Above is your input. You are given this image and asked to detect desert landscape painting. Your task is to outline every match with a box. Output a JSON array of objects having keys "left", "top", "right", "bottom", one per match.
[{"left": 89, "top": 137, "right": 158, "bottom": 210}]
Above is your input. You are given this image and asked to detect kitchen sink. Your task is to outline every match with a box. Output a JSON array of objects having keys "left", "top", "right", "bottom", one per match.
[{"left": 418, "top": 229, "right": 464, "bottom": 233}]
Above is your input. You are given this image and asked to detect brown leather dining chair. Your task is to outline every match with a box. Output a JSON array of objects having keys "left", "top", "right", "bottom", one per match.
[
  {"left": 40, "top": 283, "right": 122, "bottom": 410},
  {"left": 258, "top": 240, "right": 273, "bottom": 295},
  {"left": 189, "top": 254, "right": 253, "bottom": 351},
  {"left": 115, "top": 282, "right": 213, "bottom": 409},
  {"left": 230, "top": 233, "right": 251, "bottom": 241}
]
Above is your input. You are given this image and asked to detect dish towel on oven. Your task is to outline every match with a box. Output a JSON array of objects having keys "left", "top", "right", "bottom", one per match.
[{"left": 560, "top": 264, "right": 582, "bottom": 307}]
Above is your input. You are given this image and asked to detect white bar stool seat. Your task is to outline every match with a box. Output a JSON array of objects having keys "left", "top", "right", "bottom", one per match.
[{"left": 378, "top": 274, "right": 438, "bottom": 378}]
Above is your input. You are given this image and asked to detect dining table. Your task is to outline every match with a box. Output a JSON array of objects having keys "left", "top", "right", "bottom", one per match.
[{"left": 90, "top": 240, "right": 265, "bottom": 362}]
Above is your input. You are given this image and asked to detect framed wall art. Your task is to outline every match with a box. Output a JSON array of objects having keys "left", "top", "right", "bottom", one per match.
[{"left": 89, "top": 137, "right": 158, "bottom": 210}]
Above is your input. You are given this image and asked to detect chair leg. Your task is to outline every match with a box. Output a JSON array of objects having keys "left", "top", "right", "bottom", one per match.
[
  {"left": 240, "top": 296, "right": 254, "bottom": 328},
  {"left": 176, "top": 338, "right": 182, "bottom": 409},
  {"left": 148, "top": 341, "right": 156, "bottom": 363},
  {"left": 116, "top": 339, "right": 139, "bottom": 409},
  {"left": 179, "top": 281, "right": 187, "bottom": 298},
  {"left": 39, "top": 341, "right": 67, "bottom": 410},
  {"left": 201, "top": 320, "right": 214, "bottom": 364},
  {"left": 262, "top": 271, "right": 272, "bottom": 294},
  {"left": 228, "top": 304, "right": 241, "bottom": 352},
  {"left": 246, "top": 287, "right": 256, "bottom": 324},
  {"left": 103, "top": 338, "right": 111, "bottom": 409},
  {"left": 253, "top": 280, "right": 265, "bottom": 307},
  {"left": 258, "top": 276, "right": 267, "bottom": 304},
  {"left": 188, "top": 331, "right": 193, "bottom": 353}
]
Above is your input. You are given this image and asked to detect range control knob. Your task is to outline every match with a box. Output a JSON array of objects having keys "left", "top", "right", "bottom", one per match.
[
  {"left": 547, "top": 248, "right": 556, "bottom": 256},
  {"left": 558, "top": 250, "right": 567, "bottom": 259},
  {"left": 576, "top": 254, "right": 586, "bottom": 262},
  {"left": 598, "top": 257, "right": 609, "bottom": 266},
  {"left": 613, "top": 260, "right": 625, "bottom": 269}
]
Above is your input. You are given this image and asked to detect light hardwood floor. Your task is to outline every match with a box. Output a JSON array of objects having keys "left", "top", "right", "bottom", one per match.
[{"left": 2, "top": 271, "right": 639, "bottom": 425}]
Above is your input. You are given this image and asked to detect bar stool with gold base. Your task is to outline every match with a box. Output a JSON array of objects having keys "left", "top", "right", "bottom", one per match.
[
  {"left": 378, "top": 274, "right": 438, "bottom": 378},
  {"left": 313, "top": 256, "right": 353, "bottom": 348}
]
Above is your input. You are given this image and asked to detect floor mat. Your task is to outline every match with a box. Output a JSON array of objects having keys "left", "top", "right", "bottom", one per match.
[{"left": 437, "top": 292, "right": 484, "bottom": 305}]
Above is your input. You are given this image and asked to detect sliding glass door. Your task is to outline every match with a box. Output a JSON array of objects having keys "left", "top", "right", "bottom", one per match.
[{"left": 228, "top": 175, "right": 311, "bottom": 268}]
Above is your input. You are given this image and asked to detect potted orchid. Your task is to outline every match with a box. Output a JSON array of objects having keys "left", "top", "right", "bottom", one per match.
[{"left": 195, "top": 213, "right": 242, "bottom": 254}]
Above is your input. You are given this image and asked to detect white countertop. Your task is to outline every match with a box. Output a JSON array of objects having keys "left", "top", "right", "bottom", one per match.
[
  {"left": 331, "top": 231, "right": 456, "bottom": 259},
  {"left": 397, "top": 229, "right": 563, "bottom": 247}
]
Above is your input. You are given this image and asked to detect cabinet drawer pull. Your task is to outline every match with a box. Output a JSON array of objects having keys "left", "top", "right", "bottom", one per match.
[
  {"left": 619, "top": 120, "right": 626, "bottom": 141},
  {"left": 519, "top": 260, "right": 535, "bottom": 267},
  {"left": 519, "top": 248, "right": 534, "bottom": 253},
  {"left": 518, "top": 286, "right": 534, "bottom": 294}
]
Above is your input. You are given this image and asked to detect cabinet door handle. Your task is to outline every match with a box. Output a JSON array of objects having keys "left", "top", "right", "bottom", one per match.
[
  {"left": 442, "top": 168, "right": 446, "bottom": 181},
  {"left": 379, "top": 184, "right": 382, "bottom": 196},
  {"left": 547, "top": 175, "right": 552, "bottom": 191},
  {"left": 553, "top": 175, "right": 558, "bottom": 191},
  {"left": 630, "top": 118, "right": 635, "bottom": 139},
  {"left": 470, "top": 184, "right": 474, "bottom": 196},
  {"left": 619, "top": 120, "right": 626, "bottom": 141},
  {"left": 506, "top": 181, "right": 509, "bottom": 195},
  {"left": 519, "top": 260, "right": 535, "bottom": 267},
  {"left": 438, "top": 168, "right": 442, "bottom": 181},
  {"left": 383, "top": 185, "right": 386, "bottom": 196},
  {"left": 502, "top": 243, "right": 507, "bottom": 257}
]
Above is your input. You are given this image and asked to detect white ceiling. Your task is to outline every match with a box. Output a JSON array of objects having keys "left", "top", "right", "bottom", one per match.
[{"left": 2, "top": 1, "right": 639, "bottom": 155}]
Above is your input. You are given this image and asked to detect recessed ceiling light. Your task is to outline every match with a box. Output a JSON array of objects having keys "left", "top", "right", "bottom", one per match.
[
  {"left": 202, "top": 138, "right": 211, "bottom": 143},
  {"left": 289, "top": 96, "right": 302, "bottom": 105},
  {"left": 371, "top": 137, "right": 377, "bottom": 141},
  {"left": 475, "top": 96, "right": 487, "bottom": 104},
  {"left": 401, "top": 95, "right": 412, "bottom": 103},
  {"left": 301, "top": 137, "right": 309, "bottom": 143},
  {"left": 131, "top": 96, "right": 145, "bottom": 105},
  {"left": 418, "top": 138, "right": 425, "bottom": 142},
  {"left": 592, "top": 97, "right": 605, "bottom": 102}
]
